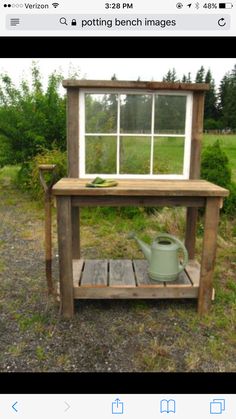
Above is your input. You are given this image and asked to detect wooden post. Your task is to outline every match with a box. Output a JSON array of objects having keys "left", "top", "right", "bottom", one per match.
[
  {"left": 67, "top": 87, "right": 80, "bottom": 259},
  {"left": 39, "top": 164, "right": 56, "bottom": 295},
  {"left": 198, "top": 197, "right": 221, "bottom": 315},
  {"left": 185, "top": 207, "right": 198, "bottom": 260},
  {"left": 56, "top": 196, "right": 74, "bottom": 318},
  {"left": 185, "top": 91, "right": 205, "bottom": 259}
]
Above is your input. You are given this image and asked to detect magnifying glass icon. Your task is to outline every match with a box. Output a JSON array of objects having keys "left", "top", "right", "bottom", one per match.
[{"left": 60, "top": 17, "right": 68, "bottom": 25}]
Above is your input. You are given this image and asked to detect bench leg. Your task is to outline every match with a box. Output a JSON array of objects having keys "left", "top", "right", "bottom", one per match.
[
  {"left": 198, "top": 197, "right": 221, "bottom": 315},
  {"left": 57, "top": 196, "right": 74, "bottom": 318}
]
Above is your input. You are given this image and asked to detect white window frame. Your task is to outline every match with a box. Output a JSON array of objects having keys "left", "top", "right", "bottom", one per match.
[{"left": 79, "top": 88, "right": 193, "bottom": 179}]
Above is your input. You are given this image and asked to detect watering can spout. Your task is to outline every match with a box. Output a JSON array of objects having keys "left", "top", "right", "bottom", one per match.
[{"left": 128, "top": 232, "right": 151, "bottom": 263}]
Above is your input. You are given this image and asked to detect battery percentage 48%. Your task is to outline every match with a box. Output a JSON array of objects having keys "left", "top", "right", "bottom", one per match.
[{"left": 203, "top": 3, "right": 218, "bottom": 8}]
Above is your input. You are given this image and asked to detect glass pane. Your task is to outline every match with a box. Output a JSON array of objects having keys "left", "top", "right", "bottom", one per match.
[
  {"left": 120, "top": 94, "right": 152, "bottom": 134},
  {"left": 153, "top": 137, "right": 185, "bottom": 174},
  {"left": 120, "top": 136, "right": 151, "bottom": 174},
  {"left": 155, "top": 95, "right": 186, "bottom": 134},
  {"left": 85, "top": 94, "right": 117, "bottom": 133},
  {"left": 85, "top": 136, "right": 117, "bottom": 174}
]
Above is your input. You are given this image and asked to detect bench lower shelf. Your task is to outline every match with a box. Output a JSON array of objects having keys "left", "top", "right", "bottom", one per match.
[{"left": 65, "top": 259, "right": 202, "bottom": 299}]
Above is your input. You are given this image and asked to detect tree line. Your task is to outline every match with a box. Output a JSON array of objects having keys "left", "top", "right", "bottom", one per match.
[{"left": 163, "top": 65, "right": 236, "bottom": 131}]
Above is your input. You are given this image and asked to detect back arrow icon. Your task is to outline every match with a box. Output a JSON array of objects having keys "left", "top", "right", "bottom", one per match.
[
  {"left": 64, "top": 401, "right": 70, "bottom": 412},
  {"left": 12, "top": 402, "right": 18, "bottom": 412}
]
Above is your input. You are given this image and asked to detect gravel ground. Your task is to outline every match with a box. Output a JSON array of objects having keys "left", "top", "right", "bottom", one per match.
[{"left": 1, "top": 176, "right": 236, "bottom": 372}]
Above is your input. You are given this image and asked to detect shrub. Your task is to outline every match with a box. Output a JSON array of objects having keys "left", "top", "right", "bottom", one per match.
[
  {"left": 201, "top": 140, "right": 231, "bottom": 188},
  {"left": 201, "top": 140, "right": 236, "bottom": 215},
  {"left": 16, "top": 148, "right": 67, "bottom": 200}
]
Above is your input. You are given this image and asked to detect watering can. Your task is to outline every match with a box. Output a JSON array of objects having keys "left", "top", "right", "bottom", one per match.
[{"left": 129, "top": 232, "right": 188, "bottom": 282}]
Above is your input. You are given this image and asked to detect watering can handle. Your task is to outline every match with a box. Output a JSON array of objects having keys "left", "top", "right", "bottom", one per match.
[{"left": 155, "top": 233, "right": 188, "bottom": 273}]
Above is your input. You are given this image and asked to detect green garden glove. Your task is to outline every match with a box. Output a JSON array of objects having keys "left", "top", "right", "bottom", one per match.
[{"left": 86, "top": 177, "right": 118, "bottom": 188}]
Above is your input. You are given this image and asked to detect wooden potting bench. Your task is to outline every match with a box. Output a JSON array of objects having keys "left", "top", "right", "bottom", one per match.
[{"left": 52, "top": 80, "right": 229, "bottom": 318}]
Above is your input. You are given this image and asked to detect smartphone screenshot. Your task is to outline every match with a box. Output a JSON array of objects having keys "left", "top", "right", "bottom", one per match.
[{"left": 0, "top": 0, "right": 236, "bottom": 412}]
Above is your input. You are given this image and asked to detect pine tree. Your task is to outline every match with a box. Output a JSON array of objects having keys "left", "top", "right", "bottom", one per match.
[
  {"left": 195, "top": 66, "right": 205, "bottom": 83},
  {"left": 204, "top": 69, "right": 218, "bottom": 120},
  {"left": 218, "top": 64, "right": 236, "bottom": 129},
  {"left": 163, "top": 68, "right": 178, "bottom": 82},
  {"left": 186, "top": 72, "right": 192, "bottom": 83}
]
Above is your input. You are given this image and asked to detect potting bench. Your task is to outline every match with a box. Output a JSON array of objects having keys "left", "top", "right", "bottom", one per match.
[{"left": 52, "top": 80, "right": 229, "bottom": 318}]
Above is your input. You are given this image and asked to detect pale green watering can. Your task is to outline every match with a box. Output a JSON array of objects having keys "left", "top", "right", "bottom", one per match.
[{"left": 130, "top": 232, "right": 188, "bottom": 282}]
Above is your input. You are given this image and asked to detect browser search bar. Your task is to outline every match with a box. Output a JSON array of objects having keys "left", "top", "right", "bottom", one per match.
[{"left": 6, "top": 14, "right": 230, "bottom": 31}]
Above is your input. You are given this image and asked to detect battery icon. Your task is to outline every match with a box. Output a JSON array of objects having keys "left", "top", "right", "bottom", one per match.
[{"left": 219, "top": 3, "right": 233, "bottom": 8}]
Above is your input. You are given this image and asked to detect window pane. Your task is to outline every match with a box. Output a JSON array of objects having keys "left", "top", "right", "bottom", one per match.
[
  {"left": 154, "top": 95, "right": 186, "bottom": 134},
  {"left": 120, "top": 136, "right": 151, "bottom": 174},
  {"left": 120, "top": 94, "right": 152, "bottom": 134},
  {"left": 85, "top": 136, "right": 117, "bottom": 174},
  {"left": 85, "top": 94, "right": 117, "bottom": 133},
  {"left": 153, "top": 137, "right": 184, "bottom": 174}
]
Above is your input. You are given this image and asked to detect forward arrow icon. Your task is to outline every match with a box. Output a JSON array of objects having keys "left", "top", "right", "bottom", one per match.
[{"left": 64, "top": 401, "right": 70, "bottom": 412}]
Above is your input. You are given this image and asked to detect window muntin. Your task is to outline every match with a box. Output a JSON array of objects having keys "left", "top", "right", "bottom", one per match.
[{"left": 80, "top": 90, "right": 192, "bottom": 179}]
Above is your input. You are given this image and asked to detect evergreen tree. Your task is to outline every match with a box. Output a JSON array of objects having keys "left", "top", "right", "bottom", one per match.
[
  {"left": 195, "top": 66, "right": 205, "bottom": 83},
  {"left": 182, "top": 73, "right": 192, "bottom": 83},
  {"left": 186, "top": 72, "right": 192, "bottom": 83},
  {"left": 204, "top": 69, "right": 218, "bottom": 120},
  {"left": 218, "top": 65, "right": 236, "bottom": 129},
  {"left": 163, "top": 68, "right": 178, "bottom": 82}
]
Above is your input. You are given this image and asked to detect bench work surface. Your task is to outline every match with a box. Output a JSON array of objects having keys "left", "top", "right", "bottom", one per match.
[{"left": 52, "top": 178, "right": 228, "bottom": 197}]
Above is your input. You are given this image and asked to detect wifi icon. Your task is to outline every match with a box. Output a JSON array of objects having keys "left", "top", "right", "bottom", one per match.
[{"left": 52, "top": 2, "right": 59, "bottom": 7}]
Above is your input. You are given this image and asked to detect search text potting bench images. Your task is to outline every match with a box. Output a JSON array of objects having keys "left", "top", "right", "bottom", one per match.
[{"left": 51, "top": 80, "right": 228, "bottom": 318}]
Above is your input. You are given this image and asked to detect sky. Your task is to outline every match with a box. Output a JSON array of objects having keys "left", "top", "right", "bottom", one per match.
[{"left": 0, "top": 58, "right": 235, "bottom": 93}]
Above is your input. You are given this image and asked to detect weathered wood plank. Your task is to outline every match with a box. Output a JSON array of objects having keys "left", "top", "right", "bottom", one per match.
[
  {"left": 72, "top": 196, "right": 205, "bottom": 208},
  {"left": 56, "top": 196, "right": 74, "bottom": 318},
  {"left": 72, "top": 206, "right": 80, "bottom": 259},
  {"left": 133, "top": 259, "right": 164, "bottom": 288},
  {"left": 67, "top": 88, "right": 79, "bottom": 177},
  {"left": 190, "top": 92, "right": 205, "bottom": 179},
  {"left": 73, "top": 286, "right": 198, "bottom": 299},
  {"left": 53, "top": 179, "right": 229, "bottom": 197},
  {"left": 185, "top": 207, "right": 198, "bottom": 259},
  {"left": 185, "top": 260, "right": 200, "bottom": 287},
  {"left": 198, "top": 197, "right": 221, "bottom": 315},
  {"left": 72, "top": 259, "right": 84, "bottom": 287},
  {"left": 81, "top": 260, "right": 108, "bottom": 287},
  {"left": 109, "top": 260, "right": 136, "bottom": 287},
  {"left": 63, "top": 80, "right": 209, "bottom": 91},
  {"left": 133, "top": 259, "right": 151, "bottom": 286},
  {"left": 165, "top": 270, "right": 191, "bottom": 286}
]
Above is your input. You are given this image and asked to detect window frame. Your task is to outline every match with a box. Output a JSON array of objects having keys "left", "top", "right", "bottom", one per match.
[{"left": 79, "top": 88, "right": 193, "bottom": 179}]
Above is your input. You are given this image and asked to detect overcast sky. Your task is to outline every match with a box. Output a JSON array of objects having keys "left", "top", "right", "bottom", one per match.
[{"left": 0, "top": 58, "right": 235, "bottom": 92}]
